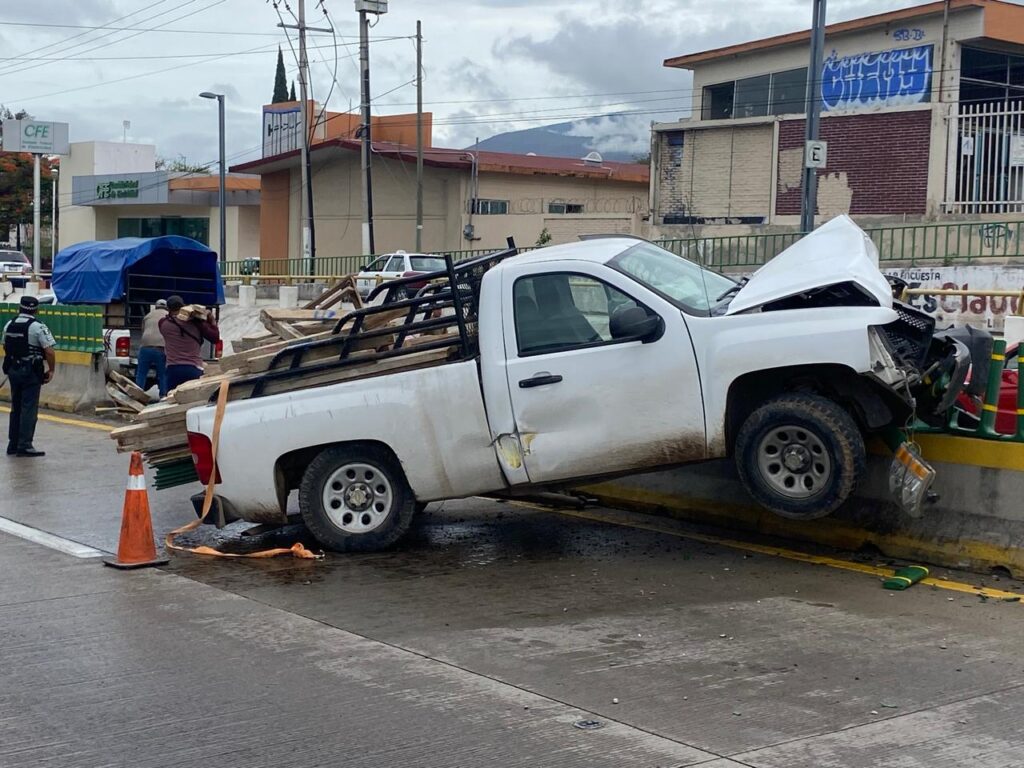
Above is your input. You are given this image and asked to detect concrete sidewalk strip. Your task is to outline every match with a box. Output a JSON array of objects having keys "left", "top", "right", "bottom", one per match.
[
  {"left": 0, "top": 536, "right": 714, "bottom": 768},
  {"left": 730, "top": 687, "right": 1024, "bottom": 767},
  {"left": 0, "top": 516, "right": 103, "bottom": 558}
]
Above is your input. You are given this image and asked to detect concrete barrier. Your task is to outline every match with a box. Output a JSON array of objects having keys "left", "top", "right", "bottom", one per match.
[
  {"left": 582, "top": 434, "right": 1024, "bottom": 578},
  {"left": 1, "top": 351, "right": 109, "bottom": 413},
  {"left": 238, "top": 284, "right": 256, "bottom": 308},
  {"left": 279, "top": 285, "right": 299, "bottom": 308}
]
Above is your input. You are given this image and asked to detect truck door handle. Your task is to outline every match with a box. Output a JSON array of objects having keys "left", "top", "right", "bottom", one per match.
[{"left": 519, "top": 373, "right": 563, "bottom": 388}]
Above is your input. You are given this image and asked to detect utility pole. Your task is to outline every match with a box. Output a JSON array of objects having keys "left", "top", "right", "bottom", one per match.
[
  {"left": 800, "top": 0, "right": 827, "bottom": 233},
  {"left": 415, "top": 19, "right": 423, "bottom": 252},
  {"left": 32, "top": 154, "right": 40, "bottom": 274},
  {"left": 356, "top": 0, "right": 388, "bottom": 255},
  {"left": 278, "top": 2, "right": 331, "bottom": 272}
]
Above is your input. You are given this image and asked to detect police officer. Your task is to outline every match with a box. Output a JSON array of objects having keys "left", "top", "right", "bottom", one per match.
[{"left": 3, "top": 295, "right": 56, "bottom": 457}]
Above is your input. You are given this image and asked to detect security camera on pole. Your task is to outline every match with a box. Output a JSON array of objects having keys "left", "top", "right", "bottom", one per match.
[{"left": 0, "top": 119, "right": 69, "bottom": 275}]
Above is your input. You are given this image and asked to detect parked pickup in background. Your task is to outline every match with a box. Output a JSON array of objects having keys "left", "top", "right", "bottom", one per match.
[{"left": 186, "top": 216, "right": 983, "bottom": 553}]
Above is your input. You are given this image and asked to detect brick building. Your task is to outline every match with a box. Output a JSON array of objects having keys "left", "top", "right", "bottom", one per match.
[{"left": 651, "top": 0, "right": 1024, "bottom": 235}]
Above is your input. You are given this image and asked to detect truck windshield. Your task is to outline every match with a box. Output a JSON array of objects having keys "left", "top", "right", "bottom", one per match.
[{"left": 611, "top": 242, "right": 736, "bottom": 314}]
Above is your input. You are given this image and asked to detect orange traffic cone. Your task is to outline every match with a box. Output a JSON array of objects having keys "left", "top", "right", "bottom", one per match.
[{"left": 103, "top": 452, "right": 170, "bottom": 570}]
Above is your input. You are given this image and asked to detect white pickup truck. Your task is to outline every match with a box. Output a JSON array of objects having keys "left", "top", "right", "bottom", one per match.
[{"left": 186, "top": 216, "right": 976, "bottom": 552}]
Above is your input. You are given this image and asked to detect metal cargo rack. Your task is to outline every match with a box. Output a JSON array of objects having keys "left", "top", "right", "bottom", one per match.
[{"left": 245, "top": 239, "right": 519, "bottom": 399}]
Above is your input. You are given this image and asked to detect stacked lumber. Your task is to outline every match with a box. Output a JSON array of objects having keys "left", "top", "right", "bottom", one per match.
[
  {"left": 103, "top": 369, "right": 154, "bottom": 415},
  {"left": 110, "top": 300, "right": 459, "bottom": 476}
]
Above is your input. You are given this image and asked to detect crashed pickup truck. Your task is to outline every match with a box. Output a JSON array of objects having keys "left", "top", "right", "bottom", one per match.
[{"left": 186, "top": 216, "right": 982, "bottom": 552}]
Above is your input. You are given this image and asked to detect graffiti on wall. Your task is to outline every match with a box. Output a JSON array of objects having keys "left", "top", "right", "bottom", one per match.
[{"left": 821, "top": 44, "right": 933, "bottom": 111}]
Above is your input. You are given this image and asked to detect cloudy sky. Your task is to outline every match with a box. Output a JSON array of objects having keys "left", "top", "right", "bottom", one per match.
[{"left": 0, "top": 0, "right": 991, "bottom": 166}]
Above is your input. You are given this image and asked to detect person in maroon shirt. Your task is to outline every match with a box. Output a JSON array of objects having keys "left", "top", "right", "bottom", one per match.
[{"left": 158, "top": 295, "right": 220, "bottom": 392}]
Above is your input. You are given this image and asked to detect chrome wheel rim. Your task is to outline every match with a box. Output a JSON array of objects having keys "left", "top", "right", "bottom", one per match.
[
  {"left": 321, "top": 462, "right": 393, "bottom": 533},
  {"left": 756, "top": 426, "right": 832, "bottom": 499}
]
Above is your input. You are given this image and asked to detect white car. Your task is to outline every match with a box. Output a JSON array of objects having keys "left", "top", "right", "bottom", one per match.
[
  {"left": 355, "top": 251, "right": 448, "bottom": 299},
  {"left": 186, "top": 216, "right": 977, "bottom": 552},
  {"left": 0, "top": 249, "right": 32, "bottom": 288}
]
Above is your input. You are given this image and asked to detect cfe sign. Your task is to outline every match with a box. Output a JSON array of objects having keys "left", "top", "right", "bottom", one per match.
[
  {"left": 805, "top": 140, "right": 828, "bottom": 168},
  {"left": 1, "top": 119, "right": 70, "bottom": 154}
]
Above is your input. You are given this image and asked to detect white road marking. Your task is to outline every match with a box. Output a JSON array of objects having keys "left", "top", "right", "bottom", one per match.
[{"left": 0, "top": 516, "right": 104, "bottom": 558}]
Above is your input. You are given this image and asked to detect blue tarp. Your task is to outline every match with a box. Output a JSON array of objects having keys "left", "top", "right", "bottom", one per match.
[{"left": 51, "top": 236, "right": 225, "bottom": 306}]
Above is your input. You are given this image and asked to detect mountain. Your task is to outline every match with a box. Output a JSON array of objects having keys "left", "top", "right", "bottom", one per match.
[{"left": 469, "top": 114, "right": 651, "bottom": 163}]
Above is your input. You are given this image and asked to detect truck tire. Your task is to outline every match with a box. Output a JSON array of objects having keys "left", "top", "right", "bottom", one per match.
[
  {"left": 734, "top": 393, "right": 865, "bottom": 520},
  {"left": 299, "top": 444, "right": 416, "bottom": 552}
]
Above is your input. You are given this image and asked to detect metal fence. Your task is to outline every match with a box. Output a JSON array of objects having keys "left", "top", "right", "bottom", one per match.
[
  {"left": 0, "top": 303, "right": 105, "bottom": 354},
  {"left": 221, "top": 220, "right": 1024, "bottom": 281}
]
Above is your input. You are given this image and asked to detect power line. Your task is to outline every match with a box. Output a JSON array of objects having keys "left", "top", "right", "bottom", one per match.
[
  {"left": 0, "top": 0, "right": 227, "bottom": 79},
  {"left": 0, "top": 0, "right": 173, "bottom": 67}
]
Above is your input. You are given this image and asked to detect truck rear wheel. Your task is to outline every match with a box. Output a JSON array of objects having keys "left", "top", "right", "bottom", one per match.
[
  {"left": 299, "top": 444, "right": 415, "bottom": 552},
  {"left": 734, "top": 394, "right": 865, "bottom": 520}
]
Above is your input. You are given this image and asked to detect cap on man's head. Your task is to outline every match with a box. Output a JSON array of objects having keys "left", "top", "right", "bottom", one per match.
[
  {"left": 19, "top": 295, "right": 39, "bottom": 312},
  {"left": 155, "top": 299, "right": 168, "bottom": 309},
  {"left": 166, "top": 295, "right": 184, "bottom": 311}
]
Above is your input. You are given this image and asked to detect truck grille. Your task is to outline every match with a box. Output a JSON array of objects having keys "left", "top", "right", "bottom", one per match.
[{"left": 880, "top": 303, "right": 934, "bottom": 370}]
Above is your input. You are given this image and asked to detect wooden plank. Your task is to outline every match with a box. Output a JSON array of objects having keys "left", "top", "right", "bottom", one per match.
[
  {"left": 107, "top": 370, "right": 154, "bottom": 405},
  {"left": 106, "top": 383, "right": 146, "bottom": 413},
  {"left": 217, "top": 331, "right": 334, "bottom": 371},
  {"left": 249, "top": 347, "right": 452, "bottom": 398}
]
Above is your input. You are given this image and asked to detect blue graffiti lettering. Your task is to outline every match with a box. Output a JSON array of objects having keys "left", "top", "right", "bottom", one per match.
[{"left": 821, "top": 44, "right": 933, "bottom": 111}]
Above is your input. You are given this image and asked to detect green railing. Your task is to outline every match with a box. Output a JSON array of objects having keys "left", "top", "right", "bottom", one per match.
[
  {"left": 220, "top": 220, "right": 1024, "bottom": 280},
  {"left": 0, "top": 303, "right": 104, "bottom": 354}
]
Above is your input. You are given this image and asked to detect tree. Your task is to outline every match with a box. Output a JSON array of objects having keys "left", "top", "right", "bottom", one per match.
[
  {"left": 0, "top": 106, "right": 55, "bottom": 251},
  {"left": 155, "top": 154, "right": 211, "bottom": 173},
  {"left": 535, "top": 227, "right": 552, "bottom": 247},
  {"left": 632, "top": 152, "right": 651, "bottom": 165},
  {"left": 273, "top": 47, "right": 289, "bottom": 103},
  {"left": 290, "top": 80, "right": 297, "bottom": 102}
]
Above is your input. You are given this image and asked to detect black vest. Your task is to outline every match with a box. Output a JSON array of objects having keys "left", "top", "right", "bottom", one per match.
[{"left": 3, "top": 316, "right": 40, "bottom": 360}]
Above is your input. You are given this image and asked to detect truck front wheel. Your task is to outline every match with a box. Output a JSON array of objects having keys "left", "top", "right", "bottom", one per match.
[
  {"left": 299, "top": 444, "right": 415, "bottom": 552},
  {"left": 734, "top": 394, "right": 865, "bottom": 520}
]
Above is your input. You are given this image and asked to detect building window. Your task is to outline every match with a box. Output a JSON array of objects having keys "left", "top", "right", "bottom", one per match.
[
  {"left": 960, "top": 46, "right": 1024, "bottom": 105},
  {"left": 702, "top": 82, "right": 734, "bottom": 120},
  {"left": 548, "top": 202, "right": 585, "bottom": 214},
  {"left": 770, "top": 67, "right": 808, "bottom": 115},
  {"left": 665, "top": 131, "right": 684, "bottom": 147},
  {"left": 734, "top": 74, "right": 771, "bottom": 118},
  {"left": 470, "top": 199, "right": 509, "bottom": 215},
  {"left": 117, "top": 216, "right": 210, "bottom": 244}
]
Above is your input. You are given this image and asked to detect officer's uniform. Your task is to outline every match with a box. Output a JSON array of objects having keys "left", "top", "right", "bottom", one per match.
[{"left": 3, "top": 300, "right": 56, "bottom": 455}]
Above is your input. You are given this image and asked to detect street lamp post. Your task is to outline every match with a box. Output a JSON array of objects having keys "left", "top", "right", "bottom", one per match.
[{"left": 199, "top": 92, "right": 227, "bottom": 269}]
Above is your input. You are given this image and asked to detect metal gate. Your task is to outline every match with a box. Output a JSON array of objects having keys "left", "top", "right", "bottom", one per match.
[{"left": 947, "top": 102, "right": 1024, "bottom": 214}]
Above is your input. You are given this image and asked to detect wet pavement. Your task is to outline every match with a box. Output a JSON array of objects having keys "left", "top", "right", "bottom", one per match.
[{"left": 3, "top": 412, "right": 1024, "bottom": 766}]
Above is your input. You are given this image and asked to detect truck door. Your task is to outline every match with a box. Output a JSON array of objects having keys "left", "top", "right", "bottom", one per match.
[{"left": 502, "top": 262, "right": 706, "bottom": 485}]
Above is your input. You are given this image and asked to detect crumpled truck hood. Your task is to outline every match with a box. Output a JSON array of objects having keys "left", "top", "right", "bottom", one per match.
[{"left": 726, "top": 215, "right": 894, "bottom": 315}]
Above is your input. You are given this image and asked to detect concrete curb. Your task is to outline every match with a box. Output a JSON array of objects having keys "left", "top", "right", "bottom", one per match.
[{"left": 581, "top": 442, "right": 1024, "bottom": 578}]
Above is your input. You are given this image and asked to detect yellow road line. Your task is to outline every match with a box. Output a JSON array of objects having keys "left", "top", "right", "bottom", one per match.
[
  {"left": 512, "top": 502, "right": 1023, "bottom": 602},
  {"left": 0, "top": 406, "right": 112, "bottom": 433}
]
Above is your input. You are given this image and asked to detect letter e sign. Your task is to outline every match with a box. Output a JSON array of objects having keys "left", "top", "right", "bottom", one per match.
[{"left": 805, "top": 140, "right": 828, "bottom": 169}]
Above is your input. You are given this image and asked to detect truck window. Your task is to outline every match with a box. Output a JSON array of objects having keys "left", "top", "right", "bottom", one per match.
[
  {"left": 384, "top": 255, "right": 405, "bottom": 272},
  {"left": 611, "top": 242, "right": 735, "bottom": 315},
  {"left": 514, "top": 273, "right": 642, "bottom": 356}
]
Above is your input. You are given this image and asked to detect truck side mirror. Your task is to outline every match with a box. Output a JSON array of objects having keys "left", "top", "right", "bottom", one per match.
[{"left": 610, "top": 306, "right": 663, "bottom": 343}]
